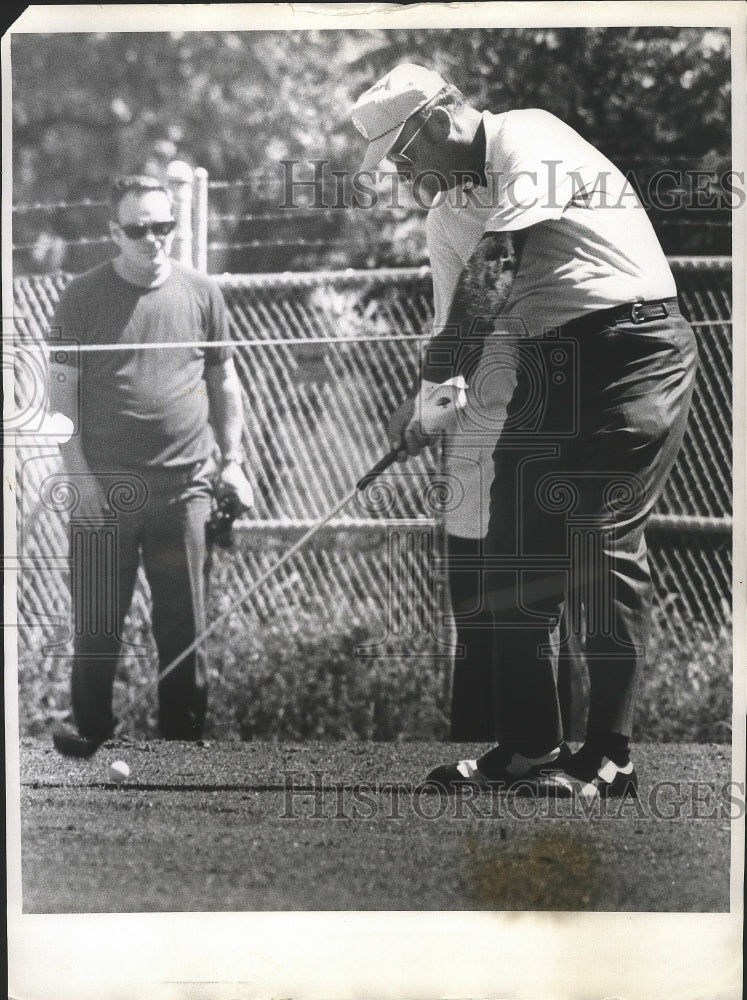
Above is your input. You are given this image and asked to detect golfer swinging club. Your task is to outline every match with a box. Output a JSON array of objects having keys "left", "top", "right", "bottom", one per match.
[{"left": 351, "top": 64, "right": 698, "bottom": 798}]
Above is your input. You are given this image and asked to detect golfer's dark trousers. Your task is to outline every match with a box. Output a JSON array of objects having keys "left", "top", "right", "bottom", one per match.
[
  {"left": 447, "top": 533, "right": 498, "bottom": 742},
  {"left": 484, "top": 299, "right": 698, "bottom": 754},
  {"left": 447, "top": 535, "right": 587, "bottom": 744},
  {"left": 70, "top": 458, "right": 215, "bottom": 741}
]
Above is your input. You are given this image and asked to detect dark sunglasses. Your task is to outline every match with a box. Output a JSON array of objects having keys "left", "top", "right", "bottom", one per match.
[
  {"left": 387, "top": 109, "right": 434, "bottom": 169},
  {"left": 119, "top": 220, "right": 176, "bottom": 239}
]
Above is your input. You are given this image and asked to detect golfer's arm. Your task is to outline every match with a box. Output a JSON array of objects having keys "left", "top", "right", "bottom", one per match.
[
  {"left": 204, "top": 357, "right": 245, "bottom": 462},
  {"left": 421, "top": 230, "right": 520, "bottom": 384}
]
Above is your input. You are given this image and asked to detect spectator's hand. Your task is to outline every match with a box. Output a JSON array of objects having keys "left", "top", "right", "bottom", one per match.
[{"left": 216, "top": 461, "right": 254, "bottom": 513}]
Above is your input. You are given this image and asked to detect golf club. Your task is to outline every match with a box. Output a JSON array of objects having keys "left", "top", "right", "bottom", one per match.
[{"left": 52, "top": 446, "right": 403, "bottom": 758}]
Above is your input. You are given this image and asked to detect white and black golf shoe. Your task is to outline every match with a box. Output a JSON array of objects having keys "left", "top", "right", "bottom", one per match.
[
  {"left": 530, "top": 743, "right": 639, "bottom": 799},
  {"left": 420, "top": 742, "right": 571, "bottom": 793}
]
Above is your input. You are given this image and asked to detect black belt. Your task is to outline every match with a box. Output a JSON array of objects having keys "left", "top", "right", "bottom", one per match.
[{"left": 559, "top": 297, "right": 680, "bottom": 338}]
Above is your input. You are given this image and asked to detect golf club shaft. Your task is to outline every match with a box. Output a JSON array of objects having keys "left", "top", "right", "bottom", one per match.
[
  {"left": 111, "top": 448, "right": 401, "bottom": 731},
  {"left": 356, "top": 447, "right": 403, "bottom": 490}
]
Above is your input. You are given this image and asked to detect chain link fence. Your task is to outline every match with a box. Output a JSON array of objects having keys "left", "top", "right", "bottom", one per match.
[{"left": 11, "top": 258, "right": 732, "bottom": 734}]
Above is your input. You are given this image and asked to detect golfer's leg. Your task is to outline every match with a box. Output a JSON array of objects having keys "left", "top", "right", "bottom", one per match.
[
  {"left": 579, "top": 313, "right": 698, "bottom": 737},
  {"left": 582, "top": 526, "right": 651, "bottom": 737},
  {"left": 556, "top": 605, "right": 589, "bottom": 744},
  {"left": 485, "top": 442, "right": 566, "bottom": 756},
  {"left": 447, "top": 533, "right": 498, "bottom": 742}
]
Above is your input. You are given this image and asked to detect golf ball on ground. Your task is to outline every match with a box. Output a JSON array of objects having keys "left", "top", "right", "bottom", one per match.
[{"left": 109, "top": 760, "right": 130, "bottom": 783}]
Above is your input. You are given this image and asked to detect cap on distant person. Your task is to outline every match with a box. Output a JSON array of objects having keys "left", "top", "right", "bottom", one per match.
[{"left": 351, "top": 63, "right": 447, "bottom": 171}]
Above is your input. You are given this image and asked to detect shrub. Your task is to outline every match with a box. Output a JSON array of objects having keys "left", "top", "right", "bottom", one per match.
[
  {"left": 633, "top": 609, "right": 733, "bottom": 743},
  {"left": 205, "top": 605, "right": 451, "bottom": 742},
  {"left": 16, "top": 597, "right": 732, "bottom": 745}
]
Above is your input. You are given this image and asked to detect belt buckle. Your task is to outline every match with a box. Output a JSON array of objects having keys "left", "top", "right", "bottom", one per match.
[{"left": 631, "top": 302, "right": 646, "bottom": 324}]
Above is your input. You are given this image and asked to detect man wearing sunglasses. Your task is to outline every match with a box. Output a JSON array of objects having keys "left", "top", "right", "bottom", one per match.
[
  {"left": 49, "top": 174, "right": 254, "bottom": 743},
  {"left": 351, "top": 65, "right": 697, "bottom": 799}
]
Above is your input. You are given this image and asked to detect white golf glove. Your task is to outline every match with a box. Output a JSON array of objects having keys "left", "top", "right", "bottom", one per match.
[
  {"left": 388, "top": 378, "right": 468, "bottom": 458},
  {"left": 416, "top": 378, "right": 468, "bottom": 435}
]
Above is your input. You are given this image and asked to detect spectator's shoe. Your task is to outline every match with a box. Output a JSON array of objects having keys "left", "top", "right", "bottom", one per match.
[
  {"left": 76, "top": 719, "right": 116, "bottom": 743},
  {"left": 420, "top": 742, "right": 571, "bottom": 794},
  {"left": 530, "top": 743, "right": 638, "bottom": 799}
]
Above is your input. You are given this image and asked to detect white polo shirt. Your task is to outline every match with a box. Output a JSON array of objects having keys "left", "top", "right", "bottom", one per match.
[
  {"left": 427, "top": 108, "right": 675, "bottom": 536},
  {"left": 427, "top": 108, "right": 676, "bottom": 338}
]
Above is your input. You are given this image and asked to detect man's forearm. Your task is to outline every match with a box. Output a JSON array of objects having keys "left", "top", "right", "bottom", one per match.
[
  {"left": 205, "top": 360, "right": 255, "bottom": 508},
  {"left": 206, "top": 363, "right": 245, "bottom": 462},
  {"left": 421, "top": 231, "right": 518, "bottom": 384}
]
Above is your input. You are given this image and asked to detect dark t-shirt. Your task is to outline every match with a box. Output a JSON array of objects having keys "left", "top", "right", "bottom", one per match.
[{"left": 50, "top": 261, "right": 234, "bottom": 470}]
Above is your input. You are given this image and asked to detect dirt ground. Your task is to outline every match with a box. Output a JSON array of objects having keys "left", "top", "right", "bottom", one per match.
[{"left": 13, "top": 738, "right": 736, "bottom": 913}]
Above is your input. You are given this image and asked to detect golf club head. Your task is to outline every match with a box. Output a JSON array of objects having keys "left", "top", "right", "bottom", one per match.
[{"left": 52, "top": 724, "right": 106, "bottom": 759}]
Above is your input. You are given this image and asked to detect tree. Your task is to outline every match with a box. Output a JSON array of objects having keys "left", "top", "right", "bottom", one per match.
[{"left": 11, "top": 27, "right": 732, "bottom": 274}]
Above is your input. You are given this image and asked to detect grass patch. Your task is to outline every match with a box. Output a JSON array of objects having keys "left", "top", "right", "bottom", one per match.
[
  {"left": 16, "top": 598, "right": 732, "bottom": 744},
  {"left": 634, "top": 609, "right": 733, "bottom": 743}
]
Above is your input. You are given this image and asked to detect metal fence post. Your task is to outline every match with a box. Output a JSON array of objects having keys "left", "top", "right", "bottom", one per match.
[
  {"left": 193, "top": 167, "right": 209, "bottom": 273},
  {"left": 166, "top": 160, "right": 194, "bottom": 267}
]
